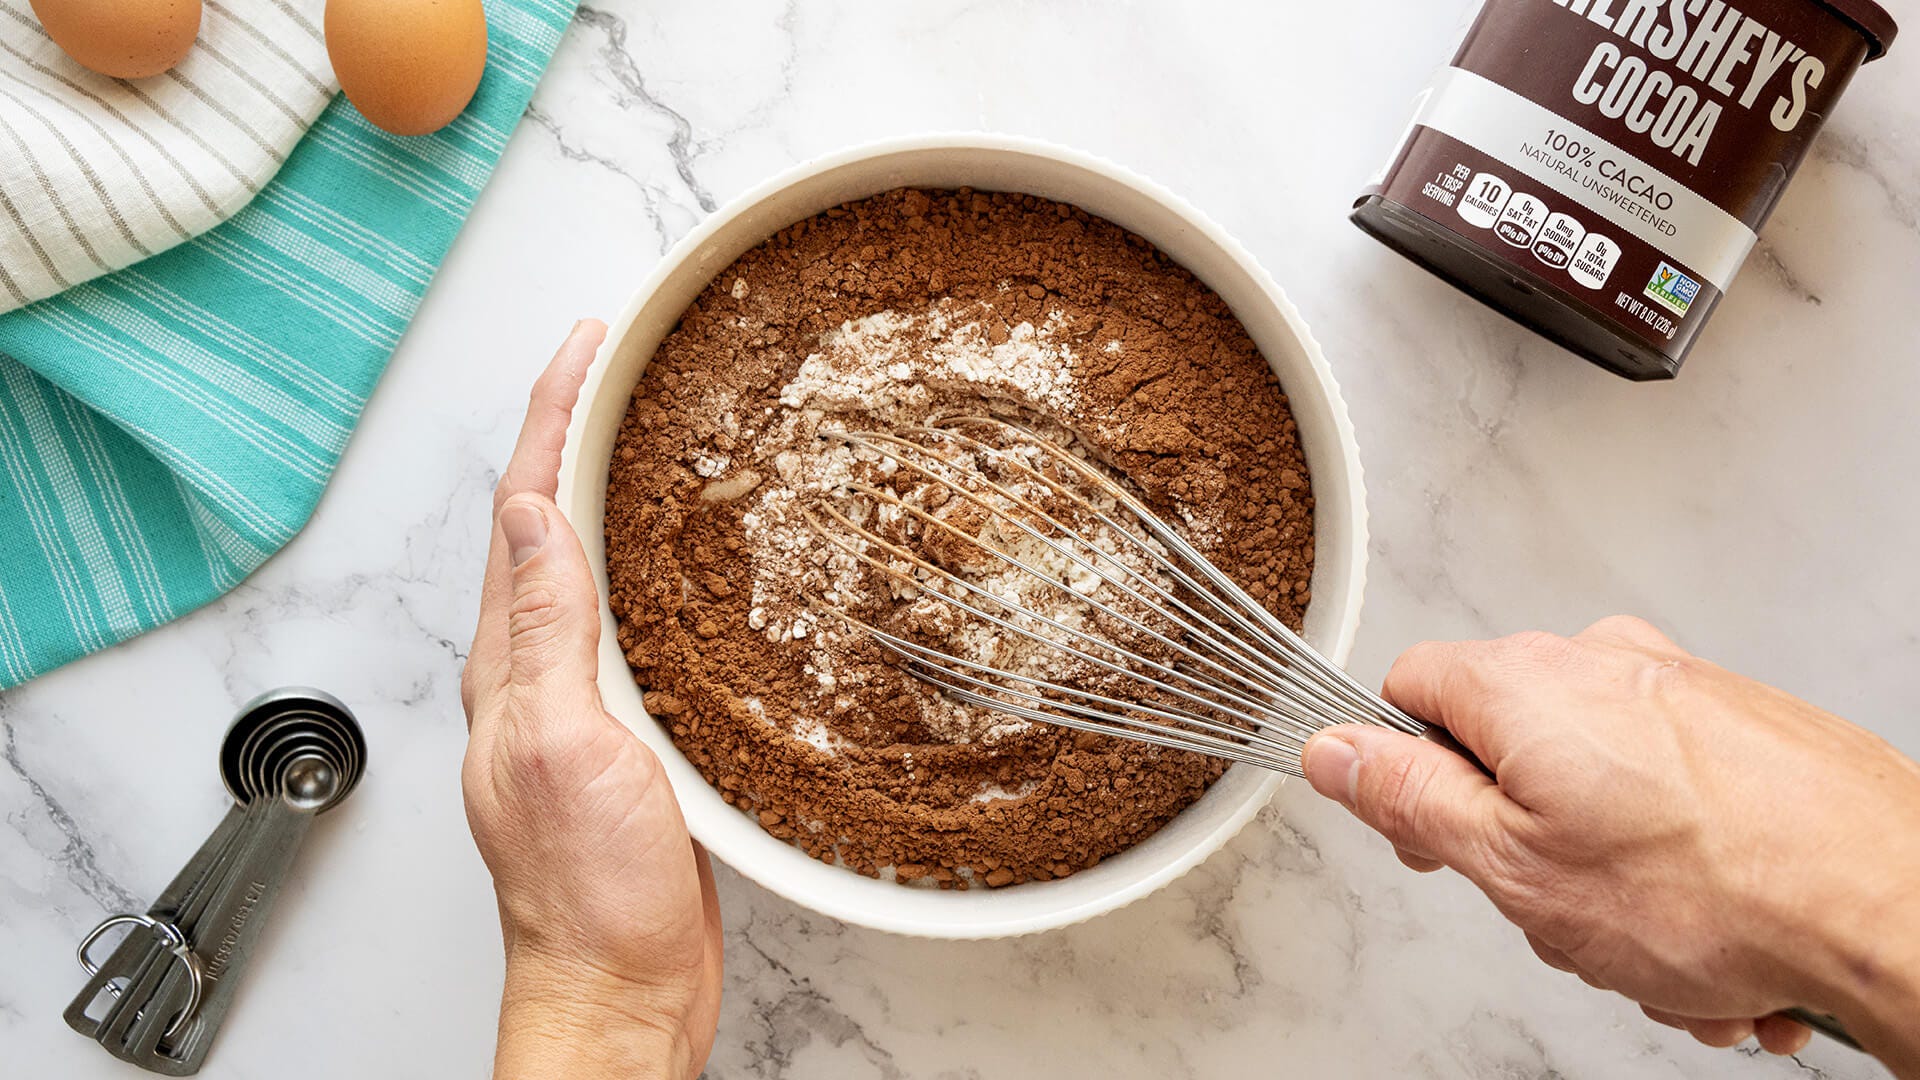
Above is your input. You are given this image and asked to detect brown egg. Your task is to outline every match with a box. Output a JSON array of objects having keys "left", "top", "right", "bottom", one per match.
[
  {"left": 29, "top": 0, "right": 202, "bottom": 79},
  {"left": 325, "top": 0, "right": 488, "bottom": 137}
]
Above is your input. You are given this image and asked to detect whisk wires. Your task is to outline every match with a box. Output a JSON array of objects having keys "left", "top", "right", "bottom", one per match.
[{"left": 803, "top": 415, "right": 1424, "bottom": 777}]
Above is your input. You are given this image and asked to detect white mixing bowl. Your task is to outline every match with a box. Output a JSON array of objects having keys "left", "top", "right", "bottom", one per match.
[{"left": 557, "top": 134, "right": 1368, "bottom": 938}]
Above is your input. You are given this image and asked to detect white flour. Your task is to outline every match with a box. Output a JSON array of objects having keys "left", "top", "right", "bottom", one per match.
[
  {"left": 700, "top": 298, "right": 1186, "bottom": 749},
  {"left": 733, "top": 300, "right": 1088, "bottom": 744}
]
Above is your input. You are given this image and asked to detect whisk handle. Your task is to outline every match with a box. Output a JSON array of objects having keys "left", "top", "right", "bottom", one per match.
[
  {"left": 1418, "top": 724, "right": 1496, "bottom": 780},
  {"left": 1779, "top": 1007, "right": 1861, "bottom": 1051}
]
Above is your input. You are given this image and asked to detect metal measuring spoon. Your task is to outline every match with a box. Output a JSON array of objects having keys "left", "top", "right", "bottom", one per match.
[
  {"left": 117, "top": 755, "right": 341, "bottom": 1069},
  {"left": 66, "top": 689, "right": 364, "bottom": 1076},
  {"left": 91, "top": 774, "right": 304, "bottom": 1049},
  {"left": 118, "top": 690, "right": 361, "bottom": 1073},
  {"left": 75, "top": 782, "right": 274, "bottom": 1047},
  {"left": 83, "top": 708, "right": 350, "bottom": 1052},
  {"left": 65, "top": 807, "right": 247, "bottom": 1037}
]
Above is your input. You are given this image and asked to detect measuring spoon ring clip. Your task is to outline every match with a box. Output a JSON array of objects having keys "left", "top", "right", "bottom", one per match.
[{"left": 76, "top": 912, "right": 207, "bottom": 1038}]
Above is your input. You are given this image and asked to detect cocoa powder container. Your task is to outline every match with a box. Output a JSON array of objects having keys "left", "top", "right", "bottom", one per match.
[{"left": 1353, "top": 0, "right": 1897, "bottom": 380}]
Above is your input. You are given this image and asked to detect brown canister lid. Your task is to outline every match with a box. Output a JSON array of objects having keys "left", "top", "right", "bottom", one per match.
[{"left": 1814, "top": 0, "right": 1899, "bottom": 59}]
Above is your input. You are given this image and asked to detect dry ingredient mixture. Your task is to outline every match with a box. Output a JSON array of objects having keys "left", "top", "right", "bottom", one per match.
[{"left": 605, "top": 188, "right": 1315, "bottom": 888}]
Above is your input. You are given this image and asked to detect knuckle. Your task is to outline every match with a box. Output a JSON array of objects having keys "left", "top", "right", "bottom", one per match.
[
  {"left": 1383, "top": 641, "right": 1439, "bottom": 687},
  {"left": 1587, "top": 614, "right": 1655, "bottom": 639},
  {"left": 1490, "top": 630, "right": 1580, "bottom": 676},
  {"left": 1367, "top": 751, "right": 1433, "bottom": 844},
  {"left": 459, "top": 743, "right": 492, "bottom": 803},
  {"left": 1392, "top": 640, "right": 1447, "bottom": 669},
  {"left": 1637, "top": 653, "right": 1701, "bottom": 699},
  {"left": 1395, "top": 847, "right": 1443, "bottom": 873},
  {"left": 530, "top": 368, "right": 560, "bottom": 407},
  {"left": 493, "top": 478, "right": 537, "bottom": 517},
  {"left": 459, "top": 664, "right": 479, "bottom": 716},
  {"left": 1504, "top": 629, "right": 1573, "bottom": 661},
  {"left": 507, "top": 583, "right": 568, "bottom": 643},
  {"left": 1581, "top": 615, "right": 1686, "bottom": 657},
  {"left": 620, "top": 733, "right": 666, "bottom": 790},
  {"left": 1382, "top": 640, "right": 1457, "bottom": 704}
]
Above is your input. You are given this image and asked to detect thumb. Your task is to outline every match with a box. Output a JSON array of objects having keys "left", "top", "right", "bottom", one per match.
[
  {"left": 498, "top": 492, "right": 601, "bottom": 695},
  {"left": 1303, "top": 725, "right": 1506, "bottom": 872}
]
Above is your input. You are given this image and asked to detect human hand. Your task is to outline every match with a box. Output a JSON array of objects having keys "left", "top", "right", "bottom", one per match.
[
  {"left": 461, "top": 320, "right": 723, "bottom": 1080},
  {"left": 1303, "top": 617, "right": 1920, "bottom": 1073}
]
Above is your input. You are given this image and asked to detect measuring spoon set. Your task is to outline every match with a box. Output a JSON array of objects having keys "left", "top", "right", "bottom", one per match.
[{"left": 63, "top": 688, "right": 366, "bottom": 1075}]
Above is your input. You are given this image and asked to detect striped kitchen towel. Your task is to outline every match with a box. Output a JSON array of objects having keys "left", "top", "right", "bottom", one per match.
[
  {"left": 0, "top": 0, "right": 336, "bottom": 313},
  {"left": 0, "top": 0, "right": 578, "bottom": 687}
]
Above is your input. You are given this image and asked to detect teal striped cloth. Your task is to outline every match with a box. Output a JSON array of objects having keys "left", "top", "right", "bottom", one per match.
[{"left": 0, "top": 0, "right": 578, "bottom": 687}]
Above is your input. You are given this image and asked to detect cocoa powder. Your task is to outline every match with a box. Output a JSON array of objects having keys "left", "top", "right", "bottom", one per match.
[{"left": 604, "top": 188, "right": 1314, "bottom": 889}]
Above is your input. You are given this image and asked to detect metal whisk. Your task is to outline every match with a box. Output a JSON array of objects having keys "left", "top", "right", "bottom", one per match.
[{"left": 803, "top": 415, "right": 1447, "bottom": 777}]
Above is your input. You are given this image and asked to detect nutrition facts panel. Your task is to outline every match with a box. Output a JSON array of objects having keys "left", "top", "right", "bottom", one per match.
[{"left": 1424, "top": 163, "right": 1618, "bottom": 291}]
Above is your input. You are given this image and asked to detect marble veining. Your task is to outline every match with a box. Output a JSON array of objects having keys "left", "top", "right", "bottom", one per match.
[{"left": 3, "top": 1, "right": 1915, "bottom": 1077}]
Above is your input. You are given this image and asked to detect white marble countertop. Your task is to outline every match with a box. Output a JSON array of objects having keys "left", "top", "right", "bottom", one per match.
[{"left": 5, "top": 1, "right": 1917, "bottom": 1076}]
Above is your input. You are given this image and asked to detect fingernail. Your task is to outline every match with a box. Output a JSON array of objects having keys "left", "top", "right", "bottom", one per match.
[
  {"left": 1304, "top": 733, "right": 1360, "bottom": 808},
  {"left": 501, "top": 501, "right": 548, "bottom": 567}
]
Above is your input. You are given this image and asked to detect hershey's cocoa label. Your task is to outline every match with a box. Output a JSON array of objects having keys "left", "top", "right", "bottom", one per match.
[
  {"left": 1459, "top": 0, "right": 1868, "bottom": 226},
  {"left": 1363, "top": 0, "right": 1875, "bottom": 369}
]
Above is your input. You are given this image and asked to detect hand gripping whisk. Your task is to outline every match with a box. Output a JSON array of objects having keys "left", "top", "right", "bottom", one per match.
[
  {"left": 802, "top": 414, "right": 1469, "bottom": 777},
  {"left": 803, "top": 415, "right": 1859, "bottom": 1050}
]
